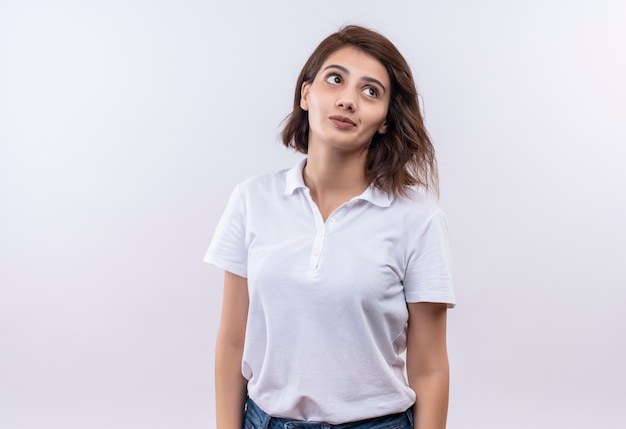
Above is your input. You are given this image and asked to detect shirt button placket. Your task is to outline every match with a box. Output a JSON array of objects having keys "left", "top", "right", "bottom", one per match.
[{"left": 310, "top": 227, "right": 325, "bottom": 269}]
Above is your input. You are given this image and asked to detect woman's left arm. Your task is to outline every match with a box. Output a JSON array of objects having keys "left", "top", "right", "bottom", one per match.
[{"left": 406, "top": 302, "right": 450, "bottom": 429}]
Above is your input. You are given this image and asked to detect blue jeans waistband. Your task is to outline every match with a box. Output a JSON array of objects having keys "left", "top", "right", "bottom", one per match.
[{"left": 243, "top": 397, "right": 414, "bottom": 429}]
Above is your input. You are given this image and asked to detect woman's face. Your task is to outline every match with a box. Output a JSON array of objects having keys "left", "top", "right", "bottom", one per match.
[{"left": 300, "top": 46, "right": 390, "bottom": 154}]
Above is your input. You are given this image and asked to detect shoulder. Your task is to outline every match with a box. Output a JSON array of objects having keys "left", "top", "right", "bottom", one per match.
[
  {"left": 390, "top": 186, "right": 444, "bottom": 223},
  {"left": 234, "top": 167, "right": 291, "bottom": 197},
  {"left": 235, "top": 159, "right": 306, "bottom": 200}
]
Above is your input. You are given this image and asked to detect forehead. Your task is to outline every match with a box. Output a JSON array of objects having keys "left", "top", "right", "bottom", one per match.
[{"left": 319, "top": 46, "right": 390, "bottom": 85}]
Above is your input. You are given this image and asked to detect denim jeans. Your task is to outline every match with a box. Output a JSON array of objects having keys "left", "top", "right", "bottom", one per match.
[{"left": 242, "top": 397, "right": 414, "bottom": 429}]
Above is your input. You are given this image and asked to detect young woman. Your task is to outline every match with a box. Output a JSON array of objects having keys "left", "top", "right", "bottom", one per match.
[{"left": 206, "top": 25, "right": 455, "bottom": 429}]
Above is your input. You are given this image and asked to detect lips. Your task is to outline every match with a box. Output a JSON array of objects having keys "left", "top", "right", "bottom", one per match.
[{"left": 329, "top": 115, "right": 357, "bottom": 128}]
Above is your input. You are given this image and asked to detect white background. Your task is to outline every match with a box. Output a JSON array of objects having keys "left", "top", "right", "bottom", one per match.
[{"left": 1, "top": 1, "right": 625, "bottom": 428}]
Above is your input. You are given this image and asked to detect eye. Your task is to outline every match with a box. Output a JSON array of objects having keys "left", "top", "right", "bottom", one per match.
[
  {"left": 325, "top": 73, "right": 342, "bottom": 85},
  {"left": 362, "top": 86, "right": 379, "bottom": 98}
]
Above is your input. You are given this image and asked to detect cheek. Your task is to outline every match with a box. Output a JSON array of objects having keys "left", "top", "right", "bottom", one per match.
[
  {"left": 305, "top": 104, "right": 324, "bottom": 134},
  {"left": 305, "top": 95, "right": 325, "bottom": 121},
  {"left": 368, "top": 108, "right": 388, "bottom": 129}
]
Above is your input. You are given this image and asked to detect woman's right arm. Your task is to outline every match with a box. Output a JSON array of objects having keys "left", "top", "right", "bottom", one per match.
[{"left": 215, "top": 271, "right": 249, "bottom": 429}]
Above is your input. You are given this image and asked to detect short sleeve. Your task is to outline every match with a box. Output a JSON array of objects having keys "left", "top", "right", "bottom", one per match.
[
  {"left": 203, "top": 184, "right": 248, "bottom": 278},
  {"left": 403, "top": 208, "right": 455, "bottom": 307}
]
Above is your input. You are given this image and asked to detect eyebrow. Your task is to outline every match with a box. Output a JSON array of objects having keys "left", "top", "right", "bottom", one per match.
[{"left": 322, "top": 64, "right": 387, "bottom": 94}]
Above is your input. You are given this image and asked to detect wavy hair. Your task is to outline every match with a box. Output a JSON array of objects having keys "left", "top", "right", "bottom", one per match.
[{"left": 281, "top": 25, "right": 438, "bottom": 197}]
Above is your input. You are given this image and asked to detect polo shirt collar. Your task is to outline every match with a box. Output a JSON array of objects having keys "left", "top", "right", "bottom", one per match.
[
  {"left": 284, "top": 158, "right": 308, "bottom": 195},
  {"left": 353, "top": 184, "right": 394, "bottom": 208},
  {"left": 284, "top": 158, "right": 394, "bottom": 208}
]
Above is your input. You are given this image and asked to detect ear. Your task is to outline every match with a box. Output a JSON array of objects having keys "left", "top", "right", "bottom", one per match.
[
  {"left": 377, "top": 120, "right": 388, "bottom": 134},
  {"left": 300, "top": 82, "right": 310, "bottom": 111}
]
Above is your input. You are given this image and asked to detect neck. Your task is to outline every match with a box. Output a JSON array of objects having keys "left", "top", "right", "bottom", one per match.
[
  {"left": 304, "top": 145, "right": 368, "bottom": 194},
  {"left": 302, "top": 145, "right": 369, "bottom": 220}
]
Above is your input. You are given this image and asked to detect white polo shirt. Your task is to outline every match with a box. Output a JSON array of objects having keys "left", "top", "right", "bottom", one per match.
[{"left": 205, "top": 159, "right": 455, "bottom": 424}]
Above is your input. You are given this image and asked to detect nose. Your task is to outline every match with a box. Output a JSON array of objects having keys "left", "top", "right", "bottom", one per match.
[{"left": 336, "top": 89, "right": 356, "bottom": 111}]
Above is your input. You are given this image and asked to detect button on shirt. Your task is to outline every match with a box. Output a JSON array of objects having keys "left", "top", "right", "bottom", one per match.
[{"left": 204, "top": 158, "right": 455, "bottom": 424}]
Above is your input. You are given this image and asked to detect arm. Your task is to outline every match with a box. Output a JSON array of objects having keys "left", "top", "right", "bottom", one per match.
[
  {"left": 406, "top": 302, "right": 450, "bottom": 429},
  {"left": 215, "top": 271, "right": 249, "bottom": 429}
]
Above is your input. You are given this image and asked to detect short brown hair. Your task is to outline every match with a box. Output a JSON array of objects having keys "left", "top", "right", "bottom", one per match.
[{"left": 281, "top": 25, "right": 438, "bottom": 197}]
